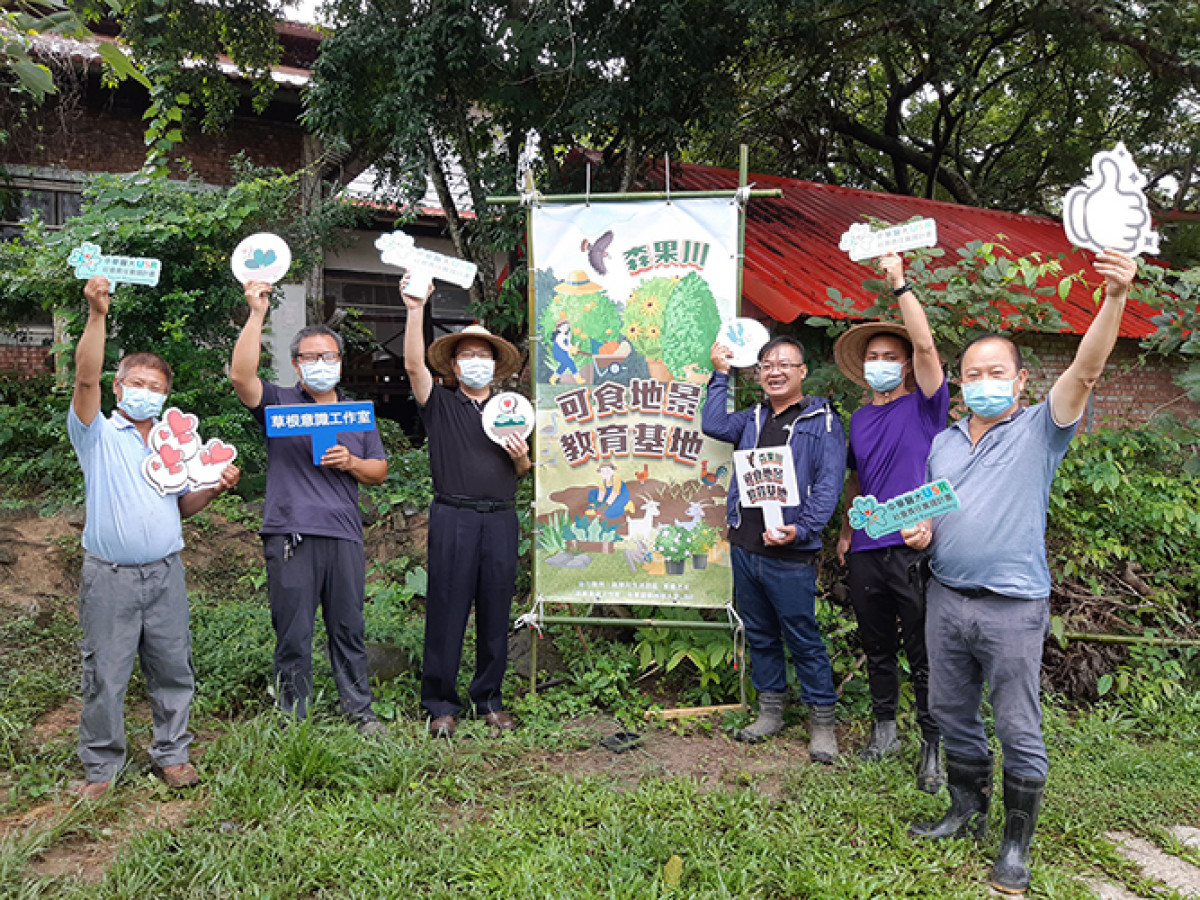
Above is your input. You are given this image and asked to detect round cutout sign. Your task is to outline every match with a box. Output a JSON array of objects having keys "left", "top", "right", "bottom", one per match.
[
  {"left": 717, "top": 317, "right": 771, "bottom": 368},
  {"left": 482, "top": 392, "right": 535, "bottom": 445},
  {"left": 231, "top": 233, "right": 292, "bottom": 285}
]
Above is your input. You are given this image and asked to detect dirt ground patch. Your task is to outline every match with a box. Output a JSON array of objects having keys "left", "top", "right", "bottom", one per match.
[
  {"left": 0, "top": 511, "right": 81, "bottom": 612},
  {"left": 12, "top": 797, "right": 201, "bottom": 884},
  {"left": 31, "top": 698, "right": 83, "bottom": 746},
  {"left": 541, "top": 715, "right": 846, "bottom": 799}
]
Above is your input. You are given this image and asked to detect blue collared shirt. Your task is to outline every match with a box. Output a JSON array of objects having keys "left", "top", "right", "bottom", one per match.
[
  {"left": 926, "top": 400, "right": 1076, "bottom": 600},
  {"left": 68, "top": 407, "right": 184, "bottom": 565}
]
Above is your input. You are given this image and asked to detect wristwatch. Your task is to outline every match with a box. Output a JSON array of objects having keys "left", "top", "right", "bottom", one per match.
[{"left": 892, "top": 282, "right": 912, "bottom": 297}]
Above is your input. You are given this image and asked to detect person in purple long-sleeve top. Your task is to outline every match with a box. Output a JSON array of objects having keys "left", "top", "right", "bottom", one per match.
[
  {"left": 833, "top": 252, "right": 949, "bottom": 792},
  {"left": 702, "top": 335, "right": 845, "bottom": 762}
]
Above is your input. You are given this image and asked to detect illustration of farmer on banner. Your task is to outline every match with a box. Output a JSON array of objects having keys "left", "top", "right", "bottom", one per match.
[
  {"left": 69, "top": 276, "right": 240, "bottom": 799},
  {"left": 231, "top": 279, "right": 389, "bottom": 736},
  {"left": 702, "top": 335, "right": 846, "bottom": 760},
  {"left": 586, "top": 463, "right": 632, "bottom": 522},
  {"left": 402, "top": 276, "right": 529, "bottom": 739},
  {"left": 901, "top": 250, "right": 1139, "bottom": 894},
  {"left": 834, "top": 250, "right": 949, "bottom": 791}
]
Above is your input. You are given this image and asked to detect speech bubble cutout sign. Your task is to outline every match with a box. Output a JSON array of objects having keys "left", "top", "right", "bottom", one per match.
[
  {"left": 717, "top": 318, "right": 771, "bottom": 369},
  {"left": 264, "top": 401, "right": 376, "bottom": 465},
  {"left": 482, "top": 392, "right": 535, "bottom": 445},
  {"left": 733, "top": 445, "right": 800, "bottom": 538},
  {"left": 848, "top": 479, "right": 960, "bottom": 539},
  {"left": 375, "top": 230, "right": 479, "bottom": 297},
  {"left": 839, "top": 218, "right": 939, "bottom": 262},
  {"left": 231, "top": 233, "right": 292, "bottom": 284},
  {"left": 1063, "top": 143, "right": 1162, "bottom": 256},
  {"left": 69, "top": 242, "right": 162, "bottom": 286},
  {"left": 140, "top": 406, "right": 237, "bottom": 497}
]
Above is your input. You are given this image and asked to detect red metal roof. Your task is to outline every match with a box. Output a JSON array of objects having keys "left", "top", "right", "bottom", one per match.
[{"left": 647, "top": 163, "right": 1161, "bottom": 338}]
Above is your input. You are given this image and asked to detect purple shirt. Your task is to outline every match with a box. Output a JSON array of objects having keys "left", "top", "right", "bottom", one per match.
[
  {"left": 847, "top": 379, "right": 949, "bottom": 552},
  {"left": 250, "top": 379, "right": 386, "bottom": 542}
]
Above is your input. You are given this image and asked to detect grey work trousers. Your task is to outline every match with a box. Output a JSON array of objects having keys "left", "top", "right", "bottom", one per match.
[
  {"left": 926, "top": 578, "right": 1050, "bottom": 778},
  {"left": 77, "top": 552, "right": 194, "bottom": 783},
  {"left": 262, "top": 533, "right": 373, "bottom": 721}
]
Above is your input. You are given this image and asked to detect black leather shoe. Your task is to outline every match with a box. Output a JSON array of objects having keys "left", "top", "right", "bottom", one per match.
[{"left": 484, "top": 710, "right": 516, "bottom": 732}]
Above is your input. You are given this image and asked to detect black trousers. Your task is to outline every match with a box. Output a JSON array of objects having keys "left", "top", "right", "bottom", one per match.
[
  {"left": 263, "top": 533, "right": 373, "bottom": 721},
  {"left": 847, "top": 545, "right": 938, "bottom": 739},
  {"left": 421, "top": 501, "right": 519, "bottom": 719}
]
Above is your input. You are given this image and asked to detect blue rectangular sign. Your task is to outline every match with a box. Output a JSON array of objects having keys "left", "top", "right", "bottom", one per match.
[{"left": 264, "top": 401, "right": 376, "bottom": 465}]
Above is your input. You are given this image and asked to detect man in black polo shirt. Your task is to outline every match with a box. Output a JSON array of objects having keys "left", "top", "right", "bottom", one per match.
[
  {"left": 402, "top": 280, "right": 530, "bottom": 737},
  {"left": 232, "top": 280, "right": 388, "bottom": 734}
]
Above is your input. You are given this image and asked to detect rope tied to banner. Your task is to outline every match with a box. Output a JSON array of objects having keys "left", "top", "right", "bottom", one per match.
[
  {"left": 733, "top": 182, "right": 756, "bottom": 209},
  {"left": 515, "top": 594, "right": 546, "bottom": 636},
  {"left": 725, "top": 603, "right": 746, "bottom": 672}
]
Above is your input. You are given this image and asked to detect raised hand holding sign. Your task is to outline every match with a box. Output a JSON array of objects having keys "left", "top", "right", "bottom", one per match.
[
  {"left": 1063, "top": 143, "right": 1162, "bottom": 256},
  {"left": 839, "top": 218, "right": 938, "bottom": 262},
  {"left": 231, "top": 233, "right": 292, "bottom": 284}
]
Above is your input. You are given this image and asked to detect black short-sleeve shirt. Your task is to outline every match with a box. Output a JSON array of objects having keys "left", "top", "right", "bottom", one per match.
[
  {"left": 250, "top": 379, "right": 387, "bottom": 541},
  {"left": 418, "top": 385, "right": 518, "bottom": 501}
]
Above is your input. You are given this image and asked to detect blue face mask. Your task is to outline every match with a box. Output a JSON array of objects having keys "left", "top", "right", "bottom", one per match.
[
  {"left": 117, "top": 385, "right": 166, "bottom": 422},
  {"left": 300, "top": 360, "right": 341, "bottom": 394},
  {"left": 863, "top": 360, "right": 903, "bottom": 392},
  {"left": 962, "top": 378, "right": 1016, "bottom": 418},
  {"left": 458, "top": 358, "right": 495, "bottom": 389}
]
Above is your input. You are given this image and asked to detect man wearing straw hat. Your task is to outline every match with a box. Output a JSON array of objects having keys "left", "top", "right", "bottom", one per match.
[
  {"left": 833, "top": 252, "right": 948, "bottom": 793},
  {"left": 402, "top": 278, "right": 530, "bottom": 738}
]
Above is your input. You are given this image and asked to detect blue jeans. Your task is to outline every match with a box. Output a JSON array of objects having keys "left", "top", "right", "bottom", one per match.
[
  {"left": 732, "top": 546, "right": 838, "bottom": 706},
  {"left": 926, "top": 578, "right": 1049, "bottom": 778}
]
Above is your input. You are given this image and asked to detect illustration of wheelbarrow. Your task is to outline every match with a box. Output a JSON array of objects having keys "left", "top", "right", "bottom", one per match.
[{"left": 592, "top": 339, "right": 633, "bottom": 376}]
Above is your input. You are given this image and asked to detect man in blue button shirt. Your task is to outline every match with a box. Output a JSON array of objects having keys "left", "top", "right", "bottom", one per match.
[
  {"left": 68, "top": 276, "right": 239, "bottom": 799},
  {"left": 902, "top": 250, "right": 1138, "bottom": 894}
]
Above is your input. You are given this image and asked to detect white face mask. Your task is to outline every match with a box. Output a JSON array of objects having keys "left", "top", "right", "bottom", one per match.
[
  {"left": 863, "top": 360, "right": 903, "bottom": 392},
  {"left": 458, "top": 358, "right": 495, "bottom": 388},
  {"left": 118, "top": 385, "right": 167, "bottom": 421},
  {"left": 300, "top": 359, "right": 341, "bottom": 394}
]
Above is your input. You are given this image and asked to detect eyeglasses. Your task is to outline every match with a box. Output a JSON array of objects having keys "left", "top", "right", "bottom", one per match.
[
  {"left": 456, "top": 351, "right": 494, "bottom": 361},
  {"left": 755, "top": 361, "right": 804, "bottom": 374},
  {"left": 295, "top": 352, "right": 342, "bottom": 364}
]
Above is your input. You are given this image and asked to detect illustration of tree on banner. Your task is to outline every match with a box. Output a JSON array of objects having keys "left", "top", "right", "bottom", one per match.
[
  {"left": 662, "top": 272, "right": 722, "bottom": 382},
  {"left": 624, "top": 276, "right": 678, "bottom": 381},
  {"left": 538, "top": 271, "right": 623, "bottom": 384}
]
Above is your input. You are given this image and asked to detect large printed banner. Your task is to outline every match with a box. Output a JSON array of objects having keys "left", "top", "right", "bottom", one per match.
[{"left": 531, "top": 199, "right": 738, "bottom": 608}]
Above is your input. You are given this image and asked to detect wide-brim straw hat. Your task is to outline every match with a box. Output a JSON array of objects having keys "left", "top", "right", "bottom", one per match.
[
  {"left": 555, "top": 270, "right": 605, "bottom": 294},
  {"left": 427, "top": 324, "right": 522, "bottom": 381},
  {"left": 833, "top": 321, "right": 914, "bottom": 388}
]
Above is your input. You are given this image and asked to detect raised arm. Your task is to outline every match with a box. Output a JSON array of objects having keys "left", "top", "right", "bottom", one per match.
[
  {"left": 402, "top": 277, "right": 435, "bottom": 405},
  {"left": 880, "top": 253, "right": 943, "bottom": 397},
  {"left": 1048, "top": 250, "right": 1137, "bottom": 427},
  {"left": 230, "top": 280, "right": 270, "bottom": 409},
  {"left": 72, "top": 277, "right": 111, "bottom": 426}
]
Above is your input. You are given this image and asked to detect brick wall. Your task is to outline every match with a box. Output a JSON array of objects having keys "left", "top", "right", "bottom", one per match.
[
  {"left": 0, "top": 344, "right": 54, "bottom": 376},
  {"left": 1017, "top": 334, "right": 1200, "bottom": 430},
  {"left": 4, "top": 100, "right": 306, "bottom": 186}
]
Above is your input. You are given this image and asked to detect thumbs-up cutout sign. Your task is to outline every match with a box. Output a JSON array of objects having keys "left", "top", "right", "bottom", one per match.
[{"left": 1064, "top": 143, "right": 1162, "bottom": 256}]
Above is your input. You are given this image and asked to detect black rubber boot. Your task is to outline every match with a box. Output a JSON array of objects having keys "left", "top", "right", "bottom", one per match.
[
  {"left": 916, "top": 736, "right": 945, "bottom": 794},
  {"left": 989, "top": 771, "right": 1045, "bottom": 894},
  {"left": 908, "top": 752, "right": 992, "bottom": 840},
  {"left": 858, "top": 719, "right": 900, "bottom": 761}
]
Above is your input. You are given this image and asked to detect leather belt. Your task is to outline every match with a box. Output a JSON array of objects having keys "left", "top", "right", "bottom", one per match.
[{"left": 435, "top": 494, "right": 515, "bottom": 512}]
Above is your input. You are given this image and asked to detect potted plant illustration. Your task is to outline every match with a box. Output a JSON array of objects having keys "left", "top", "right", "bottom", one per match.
[
  {"left": 662, "top": 271, "right": 723, "bottom": 383},
  {"left": 624, "top": 275, "right": 677, "bottom": 382},
  {"left": 688, "top": 523, "right": 720, "bottom": 570},
  {"left": 654, "top": 524, "right": 692, "bottom": 575}
]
